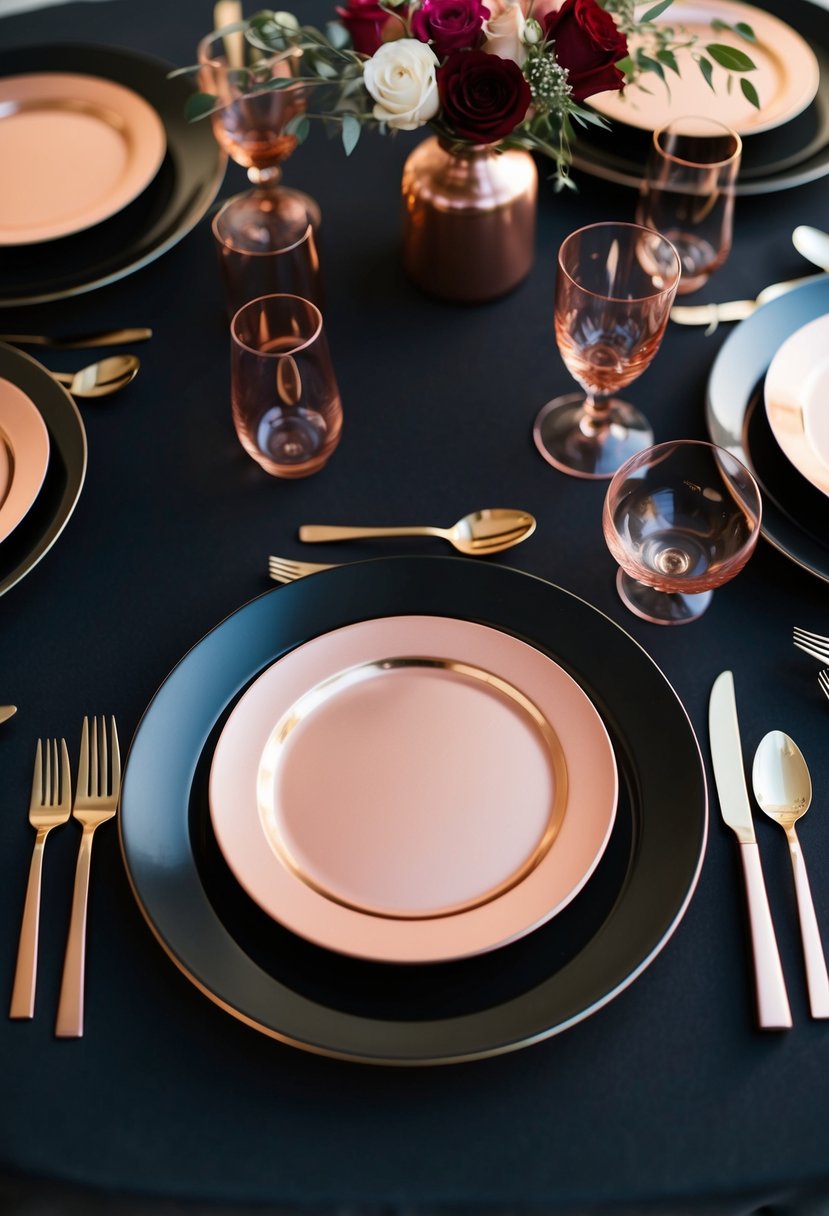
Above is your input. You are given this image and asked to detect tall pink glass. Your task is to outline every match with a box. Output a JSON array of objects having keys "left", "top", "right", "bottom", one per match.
[
  {"left": 533, "top": 222, "right": 682, "bottom": 480},
  {"left": 602, "top": 440, "right": 762, "bottom": 624},
  {"left": 231, "top": 294, "right": 342, "bottom": 478},
  {"left": 198, "top": 28, "right": 320, "bottom": 253}
]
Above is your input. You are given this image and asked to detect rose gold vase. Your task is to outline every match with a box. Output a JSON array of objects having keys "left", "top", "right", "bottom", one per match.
[{"left": 401, "top": 136, "right": 538, "bottom": 303}]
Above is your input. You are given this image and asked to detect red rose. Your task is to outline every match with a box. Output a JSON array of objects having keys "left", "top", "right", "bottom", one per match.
[
  {"left": 543, "top": 0, "right": 628, "bottom": 102},
  {"left": 411, "top": 0, "right": 490, "bottom": 57},
  {"left": 438, "top": 49, "right": 532, "bottom": 143},
  {"left": 336, "top": 0, "right": 394, "bottom": 55}
]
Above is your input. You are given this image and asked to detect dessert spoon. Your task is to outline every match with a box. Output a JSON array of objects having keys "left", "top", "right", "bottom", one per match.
[
  {"left": 49, "top": 355, "right": 140, "bottom": 398},
  {"left": 298, "top": 508, "right": 537, "bottom": 556},
  {"left": 792, "top": 225, "right": 829, "bottom": 272},
  {"left": 0, "top": 706, "right": 17, "bottom": 726},
  {"left": 752, "top": 730, "right": 829, "bottom": 1019}
]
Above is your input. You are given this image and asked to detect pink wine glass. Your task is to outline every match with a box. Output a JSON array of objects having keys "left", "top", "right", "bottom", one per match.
[
  {"left": 603, "top": 440, "right": 762, "bottom": 625},
  {"left": 533, "top": 222, "right": 682, "bottom": 480},
  {"left": 198, "top": 28, "right": 320, "bottom": 254}
]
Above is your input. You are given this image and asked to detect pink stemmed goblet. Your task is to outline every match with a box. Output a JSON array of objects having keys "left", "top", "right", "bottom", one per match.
[
  {"left": 198, "top": 27, "right": 320, "bottom": 254},
  {"left": 533, "top": 222, "right": 682, "bottom": 480},
  {"left": 602, "top": 440, "right": 762, "bottom": 625}
]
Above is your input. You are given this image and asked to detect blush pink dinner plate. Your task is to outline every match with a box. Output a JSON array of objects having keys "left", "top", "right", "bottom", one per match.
[
  {"left": 0, "top": 72, "right": 166, "bottom": 245},
  {"left": 0, "top": 377, "right": 50, "bottom": 544},
  {"left": 209, "top": 615, "right": 618, "bottom": 964},
  {"left": 765, "top": 314, "right": 829, "bottom": 498}
]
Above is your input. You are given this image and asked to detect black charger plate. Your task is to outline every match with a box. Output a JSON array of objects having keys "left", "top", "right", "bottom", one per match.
[
  {"left": 0, "top": 343, "right": 86, "bottom": 597},
  {"left": 571, "top": 0, "right": 829, "bottom": 196},
  {"left": 0, "top": 45, "right": 224, "bottom": 306},
  {"left": 120, "top": 557, "right": 707, "bottom": 1065}
]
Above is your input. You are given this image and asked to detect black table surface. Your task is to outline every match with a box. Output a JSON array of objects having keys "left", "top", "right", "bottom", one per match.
[{"left": 2, "top": 1, "right": 829, "bottom": 1212}]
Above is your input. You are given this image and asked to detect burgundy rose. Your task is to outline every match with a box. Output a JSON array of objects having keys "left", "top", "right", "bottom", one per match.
[
  {"left": 437, "top": 49, "right": 532, "bottom": 143},
  {"left": 412, "top": 0, "right": 490, "bottom": 58},
  {"left": 336, "top": 0, "right": 394, "bottom": 55},
  {"left": 543, "top": 0, "right": 628, "bottom": 102}
]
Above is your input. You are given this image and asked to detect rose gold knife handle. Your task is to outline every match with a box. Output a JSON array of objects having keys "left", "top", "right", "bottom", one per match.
[
  {"left": 9, "top": 829, "right": 48, "bottom": 1019},
  {"left": 55, "top": 828, "right": 94, "bottom": 1038},
  {"left": 299, "top": 524, "right": 443, "bottom": 542},
  {"left": 738, "top": 841, "right": 792, "bottom": 1030},
  {"left": 787, "top": 831, "right": 829, "bottom": 1018}
]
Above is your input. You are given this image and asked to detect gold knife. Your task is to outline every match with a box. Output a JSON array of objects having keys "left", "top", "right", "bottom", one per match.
[
  {"left": 671, "top": 274, "right": 824, "bottom": 332},
  {"left": 0, "top": 328, "right": 152, "bottom": 349}
]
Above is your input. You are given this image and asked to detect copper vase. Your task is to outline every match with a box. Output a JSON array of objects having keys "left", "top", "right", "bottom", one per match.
[{"left": 401, "top": 136, "right": 538, "bottom": 303}]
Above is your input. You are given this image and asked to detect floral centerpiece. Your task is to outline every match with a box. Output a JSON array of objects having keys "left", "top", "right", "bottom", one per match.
[{"left": 186, "top": 1, "right": 757, "bottom": 298}]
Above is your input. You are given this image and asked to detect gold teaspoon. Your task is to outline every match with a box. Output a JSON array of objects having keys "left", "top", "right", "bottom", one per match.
[
  {"left": 752, "top": 730, "right": 829, "bottom": 1019},
  {"left": 49, "top": 355, "right": 140, "bottom": 398},
  {"left": 298, "top": 508, "right": 537, "bottom": 556}
]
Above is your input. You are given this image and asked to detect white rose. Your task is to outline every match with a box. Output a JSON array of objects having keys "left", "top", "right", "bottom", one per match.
[
  {"left": 482, "top": 1, "right": 527, "bottom": 65},
  {"left": 363, "top": 39, "right": 440, "bottom": 131}
]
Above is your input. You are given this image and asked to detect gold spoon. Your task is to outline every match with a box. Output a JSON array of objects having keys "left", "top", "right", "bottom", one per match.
[
  {"left": 0, "top": 705, "right": 17, "bottom": 726},
  {"left": 752, "top": 730, "right": 829, "bottom": 1019},
  {"left": 298, "top": 508, "right": 537, "bottom": 556},
  {"left": 49, "top": 355, "right": 140, "bottom": 398}
]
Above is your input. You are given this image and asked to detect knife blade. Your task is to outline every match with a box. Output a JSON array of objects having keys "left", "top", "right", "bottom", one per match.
[
  {"left": 0, "top": 705, "right": 17, "bottom": 725},
  {"left": 671, "top": 274, "right": 825, "bottom": 332},
  {"left": 709, "top": 671, "right": 792, "bottom": 1029},
  {"left": 0, "top": 328, "right": 152, "bottom": 349}
]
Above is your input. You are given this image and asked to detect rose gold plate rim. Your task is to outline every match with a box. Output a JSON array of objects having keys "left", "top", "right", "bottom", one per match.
[
  {"left": 591, "top": 0, "right": 820, "bottom": 136},
  {"left": 764, "top": 314, "right": 829, "bottom": 498},
  {"left": 209, "top": 615, "right": 619, "bottom": 964},
  {"left": 0, "top": 72, "right": 166, "bottom": 246},
  {"left": 0, "top": 378, "right": 50, "bottom": 544}
]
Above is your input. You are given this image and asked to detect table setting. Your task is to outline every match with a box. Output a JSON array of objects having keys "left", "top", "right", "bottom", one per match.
[{"left": 3, "top": 0, "right": 829, "bottom": 1212}]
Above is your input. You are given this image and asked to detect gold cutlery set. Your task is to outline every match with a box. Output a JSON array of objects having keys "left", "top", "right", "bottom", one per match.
[
  {"left": 0, "top": 329, "right": 151, "bottom": 399},
  {"left": 9, "top": 716, "right": 121, "bottom": 1038},
  {"left": 710, "top": 672, "right": 829, "bottom": 1029}
]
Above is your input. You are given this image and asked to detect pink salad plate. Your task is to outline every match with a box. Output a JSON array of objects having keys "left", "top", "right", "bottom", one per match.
[
  {"left": 765, "top": 314, "right": 829, "bottom": 498},
  {"left": 209, "top": 614, "right": 619, "bottom": 964},
  {"left": 591, "top": 0, "right": 819, "bottom": 136},
  {"left": 0, "top": 377, "right": 50, "bottom": 544},
  {"left": 0, "top": 72, "right": 166, "bottom": 245}
]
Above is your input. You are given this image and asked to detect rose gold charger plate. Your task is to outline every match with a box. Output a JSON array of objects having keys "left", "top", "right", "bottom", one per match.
[
  {"left": 209, "top": 615, "right": 619, "bottom": 964},
  {"left": 0, "top": 377, "right": 50, "bottom": 544},
  {"left": 0, "top": 71, "right": 166, "bottom": 246},
  {"left": 592, "top": 0, "right": 819, "bottom": 136}
]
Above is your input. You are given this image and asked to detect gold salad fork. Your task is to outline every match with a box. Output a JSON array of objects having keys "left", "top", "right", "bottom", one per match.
[
  {"left": 55, "top": 716, "right": 121, "bottom": 1038},
  {"left": 268, "top": 555, "right": 336, "bottom": 583},
  {"left": 9, "top": 739, "right": 72, "bottom": 1019}
]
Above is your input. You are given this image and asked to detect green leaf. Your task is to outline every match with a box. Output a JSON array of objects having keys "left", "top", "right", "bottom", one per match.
[
  {"left": 656, "top": 48, "right": 680, "bottom": 74},
  {"left": 740, "top": 75, "right": 761, "bottom": 108},
  {"left": 285, "top": 114, "right": 310, "bottom": 143},
  {"left": 325, "top": 20, "right": 351, "bottom": 49},
  {"left": 705, "top": 42, "right": 756, "bottom": 72},
  {"left": 640, "top": 0, "right": 673, "bottom": 21},
  {"left": 696, "top": 55, "right": 715, "bottom": 92},
  {"left": 341, "top": 113, "right": 361, "bottom": 155},
  {"left": 264, "top": 76, "right": 304, "bottom": 89},
  {"left": 710, "top": 18, "right": 730, "bottom": 31},
  {"left": 615, "top": 54, "right": 635, "bottom": 78},
  {"left": 735, "top": 21, "right": 756, "bottom": 41},
  {"left": 184, "top": 91, "right": 219, "bottom": 121},
  {"left": 636, "top": 51, "right": 666, "bottom": 81}
]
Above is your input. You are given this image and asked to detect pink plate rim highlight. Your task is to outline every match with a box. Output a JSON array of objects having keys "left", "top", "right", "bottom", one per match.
[{"left": 0, "top": 377, "right": 50, "bottom": 544}]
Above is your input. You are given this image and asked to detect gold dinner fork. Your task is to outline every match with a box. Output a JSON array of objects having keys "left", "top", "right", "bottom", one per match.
[
  {"left": 55, "top": 716, "right": 121, "bottom": 1038},
  {"left": 268, "top": 554, "right": 336, "bottom": 583},
  {"left": 9, "top": 739, "right": 72, "bottom": 1019}
]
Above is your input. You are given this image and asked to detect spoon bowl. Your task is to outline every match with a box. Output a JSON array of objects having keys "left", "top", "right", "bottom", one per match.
[
  {"left": 752, "top": 729, "right": 829, "bottom": 1018},
  {"left": 793, "top": 225, "right": 829, "bottom": 272},
  {"left": 50, "top": 354, "right": 140, "bottom": 398},
  {"left": 298, "top": 508, "right": 537, "bottom": 557}
]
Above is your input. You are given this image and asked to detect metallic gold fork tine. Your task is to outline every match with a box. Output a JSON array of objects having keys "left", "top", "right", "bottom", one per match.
[
  {"left": 10, "top": 738, "right": 72, "bottom": 1018},
  {"left": 819, "top": 669, "right": 829, "bottom": 704},
  {"left": 56, "top": 716, "right": 121, "bottom": 1038},
  {"left": 793, "top": 627, "right": 829, "bottom": 663},
  {"left": 267, "top": 555, "right": 336, "bottom": 582}
]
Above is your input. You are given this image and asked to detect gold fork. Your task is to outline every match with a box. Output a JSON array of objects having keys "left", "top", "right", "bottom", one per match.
[
  {"left": 268, "top": 554, "right": 336, "bottom": 583},
  {"left": 9, "top": 739, "right": 72, "bottom": 1019},
  {"left": 55, "top": 716, "right": 121, "bottom": 1038}
]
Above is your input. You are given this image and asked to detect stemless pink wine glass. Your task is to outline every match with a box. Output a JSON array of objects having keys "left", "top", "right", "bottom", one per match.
[
  {"left": 603, "top": 440, "right": 762, "bottom": 625},
  {"left": 534, "top": 222, "right": 681, "bottom": 480},
  {"left": 198, "top": 28, "right": 320, "bottom": 253},
  {"left": 231, "top": 294, "right": 342, "bottom": 478}
]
